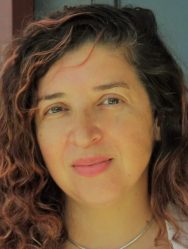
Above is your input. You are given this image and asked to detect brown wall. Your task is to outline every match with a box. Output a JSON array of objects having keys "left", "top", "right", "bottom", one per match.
[
  {"left": 0, "top": 0, "right": 34, "bottom": 62},
  {"left": 0, "top": 0, "right": 12, "bottom": 61},
  {"left": 12, "top": 0, "right": 34, "bottom": 36}
]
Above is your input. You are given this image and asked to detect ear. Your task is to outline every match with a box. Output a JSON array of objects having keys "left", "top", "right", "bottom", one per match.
[{"left": 154, "top": 117, "right": 161, "bottom": 141}]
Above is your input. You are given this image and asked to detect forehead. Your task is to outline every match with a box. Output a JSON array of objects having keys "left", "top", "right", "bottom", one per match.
[
  {"left": 44, "top": 42, "right": 125, "bottom": 72},
  {"left": 37, "top": 42, "right": 142, "bottom": 96}
]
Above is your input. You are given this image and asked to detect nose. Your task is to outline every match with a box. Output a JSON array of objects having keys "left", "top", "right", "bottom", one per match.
[{"left": 68, "top": 113, "right": 103, "bottom": 148}]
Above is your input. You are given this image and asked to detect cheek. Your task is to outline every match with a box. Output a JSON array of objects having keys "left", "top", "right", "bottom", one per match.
[
  {"left": 109, "top": 113, "right": 154, "bottom": 174},
  {"left": 116, "top": 127, "right": 154, "bottom": 159},
  {"left": 36, "top": 121, "right": 68, "bottom": 165},
  {"left": 106, "top": 109, "right": 154, "bottom": 146},
  {"left": 124, "top": 128, "right": 154, "bottom": 165}
]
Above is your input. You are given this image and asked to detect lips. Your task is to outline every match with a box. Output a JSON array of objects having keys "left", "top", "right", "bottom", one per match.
[
  {"left": 73, "top": 156, "right": 112, "bottom": 167},
  {"left": 72, "top": 156, "right": 113, "bottom": 177}
]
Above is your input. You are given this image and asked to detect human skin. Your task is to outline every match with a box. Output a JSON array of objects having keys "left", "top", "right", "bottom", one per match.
[{"left": 35, "top": 42, "right": 168, "bottom": 248}]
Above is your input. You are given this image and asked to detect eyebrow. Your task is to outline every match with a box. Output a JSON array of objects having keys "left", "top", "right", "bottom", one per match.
[{"left": 37, "top": 81, "right": 130, "bottom": 103}]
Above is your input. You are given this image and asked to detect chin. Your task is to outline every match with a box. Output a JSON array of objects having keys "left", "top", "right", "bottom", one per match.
[{"left": 73, "top": 189, "right": 125, "bottom": 208}]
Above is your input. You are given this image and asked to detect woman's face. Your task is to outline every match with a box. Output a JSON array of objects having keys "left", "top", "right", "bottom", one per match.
[{"left": 35, "top": 42, "right": 159, "bottom": 205}]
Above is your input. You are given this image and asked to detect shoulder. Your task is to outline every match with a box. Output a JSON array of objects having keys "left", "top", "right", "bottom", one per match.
[{"left": 165, "top": 205, "right": 188, "bottom": 249}]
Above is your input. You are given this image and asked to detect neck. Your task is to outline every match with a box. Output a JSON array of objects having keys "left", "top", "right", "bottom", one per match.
[{"left": 64, "top": 175, "right": 156, "bottom": 249}]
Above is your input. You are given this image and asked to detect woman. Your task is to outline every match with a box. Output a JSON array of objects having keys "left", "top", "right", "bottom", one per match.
[{"left": 0, "top": 4, "right": 187, "bottom": 249}]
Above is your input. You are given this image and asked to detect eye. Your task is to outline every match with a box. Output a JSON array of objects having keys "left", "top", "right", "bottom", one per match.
[
  {"left": 100, "top": 96, "right": 124, "bottom": 106},
  {"left": 44, "top": 104, "right": 69, "bottom": 116}
]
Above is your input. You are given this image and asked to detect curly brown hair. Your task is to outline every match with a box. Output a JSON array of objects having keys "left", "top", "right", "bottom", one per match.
[{"left": 0, "top": 4, "right": 188, "bottom": 249}]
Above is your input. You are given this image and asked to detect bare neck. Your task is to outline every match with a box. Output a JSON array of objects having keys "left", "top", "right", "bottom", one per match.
[{"left": 63, "top": 179, "right": 155, "bottom": 249}]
